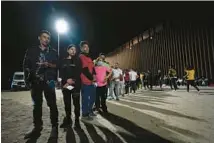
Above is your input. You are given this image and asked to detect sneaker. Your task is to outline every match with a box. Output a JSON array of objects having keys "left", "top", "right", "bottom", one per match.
[
  {"left": 95, "top": 108, "right": 102, "bottom": 113},
  {"left": 116, "top": 98, "right": 119, "bottom": 101},
  {"left": 81, "top": 115, "right": 93, "bottom": 121},
  {"left": 197, "top": 90, "right": 200, "bottom": 95},
  {"left": 24, "top": 126, "right": 43, "bottom": 139},
  {"left": 103, "top": 109, "right": 109, "bottom": 114},
  {"left": 89, "top": 112, "right": 97, "bottom": 117},
  {"left": 107, "top": 97, "right": 113, "bottom": 100}
]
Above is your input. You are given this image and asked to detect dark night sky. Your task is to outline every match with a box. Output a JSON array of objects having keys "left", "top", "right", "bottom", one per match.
[{"left": 2, "top": 1, "right": 214, "bottom": 89}]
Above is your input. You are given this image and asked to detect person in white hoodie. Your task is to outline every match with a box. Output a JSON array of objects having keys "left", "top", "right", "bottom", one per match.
[
  {"left": 119, "top": 69, "right": 125, "bottom": 96},
  {"left": 109, "top": 63, "right": 122, "bottom": 100},
  {"left": 129, "top": 68, "right": 138, "bottom": 93}
]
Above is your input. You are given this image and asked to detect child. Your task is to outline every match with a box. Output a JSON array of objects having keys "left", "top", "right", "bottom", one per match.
[{"left": 94, "top": 60, "right": 112, "bottom": 113}]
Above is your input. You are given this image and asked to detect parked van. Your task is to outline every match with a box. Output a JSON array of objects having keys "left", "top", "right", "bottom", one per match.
[{"left": 11, "top": 72, "right": 27, "bottom": 91}]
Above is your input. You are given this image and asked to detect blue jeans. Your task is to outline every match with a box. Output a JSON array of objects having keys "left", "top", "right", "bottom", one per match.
[
  {"left": 81, "top": 84, "right": 96, "bottom": 115},
  {"left": 109, "top": 81, "right": 120, "bottom": 99}
]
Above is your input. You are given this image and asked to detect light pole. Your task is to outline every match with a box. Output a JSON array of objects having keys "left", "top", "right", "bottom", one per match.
[{"left": 55, "top": 19, "right": 68, "bottom": 79}]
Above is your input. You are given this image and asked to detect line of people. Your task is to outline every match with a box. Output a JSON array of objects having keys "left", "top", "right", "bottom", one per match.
[
  {"left": 23, "top": 30, "right": 115, "bottom": 140},
  {"left": 102, "top": 64, "right": 201, "bottom": 102},
  {"left": 141, "top": 65, "right": 200, "bottom": 92},
  {"left": 22, "top": 30, "right": 200, "bottom": 140}
]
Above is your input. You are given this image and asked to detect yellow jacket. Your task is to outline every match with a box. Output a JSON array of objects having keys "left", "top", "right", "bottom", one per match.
[{"left": 186, "top": 69, "right": 195, "bottom": 80}]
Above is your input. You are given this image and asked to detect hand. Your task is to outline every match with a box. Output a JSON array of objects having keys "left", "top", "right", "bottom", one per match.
[
  {"left": 57, "top": 78, "right": 62, "bottom": 82},
  {"left": 63, "top": 83, "right": 69, "bottom": 88},
  {"left": 103, "top": 77, "right": 108, "bottom": 83},
  {"left": 92, "top": 76, "right": 96, "bottom": 82},
  {"left": 43, "top": 62, "right": 49, "bottom": 67},
  {"left": 36, "top": 62, "right": 43, "bottom": 65},
  {"left": 110, "top": 77, "right": 115, "bottom": 81},
  {"left": 96, "top": 57, "right": 101, "bottom": 61},
  {"left": 92, "top": 82, "right": 97, "bottom": 87},
  {"left": 67, "top": 79, "right": 75, "bottom": 85}
]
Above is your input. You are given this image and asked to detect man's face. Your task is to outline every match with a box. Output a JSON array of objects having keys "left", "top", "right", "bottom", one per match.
[
  {"left": 115, "top": 63, "right": 119, "bottom": 68},
  {"left": 67, "top": 47, "right": 76, "bottom": 56},
  {"left": 100, "top": 55, "right": 105, "bottom": 61},
  {"left": 81, "top": 44, "right": 89, "bottom": 53},
  {"left": 38, "top": 33, "right": 50, "bottom": 47}
]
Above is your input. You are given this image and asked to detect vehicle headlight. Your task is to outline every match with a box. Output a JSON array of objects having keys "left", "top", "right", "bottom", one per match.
[{"left": 12, "top": 81, "right": 17, "bottom": 84}]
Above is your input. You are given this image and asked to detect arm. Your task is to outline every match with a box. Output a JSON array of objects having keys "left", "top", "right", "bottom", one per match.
[
  {"left": 47, "top": 63, "right": 56, "bottom": 68},
  {"left": 168, "top": 69, "right": 171, "bottom": 76},
  {"left": 58, "top": 59, "right": 66, "bottom": 86},
  {"left": 46, "top": 50, "right": 58, "bottom": 68},
  {"left": 75, "top": 57, "right": 83, "bottom": 88},
  {"left": 136, "top": 73, "right": 139, "bottom": 79},
  {"left": 80, "top": 55, "right": 94, "bottom": 81},
  {"left": 106, "top": 68, "right": 112, "bottom": 79},
  {"left": 183, "top": 70, "right": 188, "bottom": 78},
  {"left": 23, "top": 49, "right": 31, "bottom": 85},
  {"left": 119, "top": 70, "right": 123, "bottom": 81},
  {"left": 94, "top": 57, "right": 100, "bottom": 65}
]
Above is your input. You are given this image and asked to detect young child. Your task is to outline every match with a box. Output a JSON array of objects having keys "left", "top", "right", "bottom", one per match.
[{"left": 94, "top": 60, "right": 112, "bottom": 113}]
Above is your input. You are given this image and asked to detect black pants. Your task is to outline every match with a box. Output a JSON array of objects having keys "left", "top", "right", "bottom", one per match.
[
  {"left": 125, "top": 81, "right": 130, "bottom": 94},
  {"left": 136, "top": 79, "right": 141, "bottom": 90},
  {"left": 95, "top": 86, "right": 107, "bottom": 112},
  {"left": 170, "top": 78, "right": 178, "bottom": 90},
  {"left": 149, "top": 80, "right": 153, "bottom": 90},
  {"left": 144, "top": 81, "right": 149, "bottom": 89},
  {"left": 187, "top": 80, "right": 200, "bottom": 92},
  {"left": 31, "top": 82, "right": 58, "bottom": 127},
  {"left": 62, "top": 88, "right": 80, "bottom": 120},
  {"left": 130, "top": 81, "right": 136, "bottom": 93},
  {"left": 158, "top": 78, "right": 163, "bottom": 88}
]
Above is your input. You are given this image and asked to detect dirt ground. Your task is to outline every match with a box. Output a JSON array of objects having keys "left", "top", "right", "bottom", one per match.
[{"left": 1, "top": 86, "right": 214, "bottom": 143}]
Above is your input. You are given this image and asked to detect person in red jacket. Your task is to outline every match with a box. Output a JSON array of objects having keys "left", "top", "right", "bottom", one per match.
[
  {"left": 79, "top": 41, "right": 97, "bottom": 120},
  {"left": 124, "top": 69, "right": 130, "bottom": 94}
]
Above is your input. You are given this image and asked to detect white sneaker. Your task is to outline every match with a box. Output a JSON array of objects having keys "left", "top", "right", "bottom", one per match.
[{"left": 197, "top": 91, "right": 200, "bottom": 95}]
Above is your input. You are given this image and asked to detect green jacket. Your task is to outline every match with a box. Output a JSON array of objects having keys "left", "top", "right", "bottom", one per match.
[{"left": 168, "top": 68, "right": 177, "bottom": 77}]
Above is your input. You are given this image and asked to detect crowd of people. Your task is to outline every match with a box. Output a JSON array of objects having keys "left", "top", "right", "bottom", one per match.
[
  {"left": 22, "top": 30, "right": 201, "bottom": 140},
  {"left": 98, "top": 63, "right": 201, "bottom": 103}
]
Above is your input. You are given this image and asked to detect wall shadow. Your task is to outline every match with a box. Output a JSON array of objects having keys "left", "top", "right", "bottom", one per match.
[
  {"left": 100, "top": 112, "right": 172, "bottom": 143},
  {"left": 117, "top": 100, "right": 206, "bottom": 122}
]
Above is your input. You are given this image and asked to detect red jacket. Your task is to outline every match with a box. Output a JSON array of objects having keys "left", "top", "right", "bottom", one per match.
[
  {"left": 79, "top": 53, "right": 95, "bottom": 85},
  {"left": 124, "top": 71, "right": 130, "bottom": 82}
]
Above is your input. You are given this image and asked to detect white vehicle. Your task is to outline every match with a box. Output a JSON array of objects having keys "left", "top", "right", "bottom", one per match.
[{"left": 11, "top": 72, "right": 27, "bottom": 91}]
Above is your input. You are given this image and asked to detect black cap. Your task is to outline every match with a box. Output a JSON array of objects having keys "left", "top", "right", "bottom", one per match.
[
  {"left": 99, "top": 53, "right": 105, "bottom": 56},
  {"left": 67, "top": 44, "right": 76, "bottom": 50},
  {"left": 39, "top": 30, "right": 51, "bottom": 36}
]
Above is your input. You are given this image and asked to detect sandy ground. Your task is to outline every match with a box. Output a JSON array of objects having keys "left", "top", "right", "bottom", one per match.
[{"left": 1, "top": 86, "right": 214, "bottom": 143}]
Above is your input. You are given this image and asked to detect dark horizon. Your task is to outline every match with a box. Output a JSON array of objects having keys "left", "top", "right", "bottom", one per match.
[{"left": 2, "top": 1, "right": 214, "bottom": 89}]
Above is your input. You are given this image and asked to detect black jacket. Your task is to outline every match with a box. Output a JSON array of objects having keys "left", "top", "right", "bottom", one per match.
[
  {"left": 59, "top": 56, "right": 82, "bottom": 90},
  {"left": 23, "top": 46, "right": 58, "bottom": 84}
]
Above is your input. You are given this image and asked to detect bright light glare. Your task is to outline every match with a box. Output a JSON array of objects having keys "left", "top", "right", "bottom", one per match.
[{"left": 55, "top": 19, "right": 68, "bottom": 34}]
